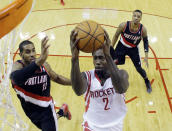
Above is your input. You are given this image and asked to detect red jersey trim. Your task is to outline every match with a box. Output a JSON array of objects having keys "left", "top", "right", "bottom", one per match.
[
  {"left": 121, "top": 34, "right": 136, "bottom": 47},
  {"left": 83, "top": 121, "right": 91, "bottom": 131},
  {"left": 85, "top": 71, "right": 91, "bottom": 112},
  {"left": 14, "top": 85, "right": 52, "bottom": 101},
  {"left": 94, "top": 71, "right": 101, "bottom": 84},
  {"left": 85, "top": 95, "right": 91, "bottom": 112},
  {"left": 42, "top": 65, "right": 50, "bottom": 76},
  {"left": 85, "top": 71, "right": 91, "bottom": 101}
]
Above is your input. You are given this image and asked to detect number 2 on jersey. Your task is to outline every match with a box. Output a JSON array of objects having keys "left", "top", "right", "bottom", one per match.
[{"left": 103, "top": 98, "right": 110, "bottom": 110}]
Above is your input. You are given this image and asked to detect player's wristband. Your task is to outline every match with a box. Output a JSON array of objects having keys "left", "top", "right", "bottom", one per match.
[
  {"left": 143, "top": 37, "right": 149, "bottom": 52},
  {"left": 110, "top": 46, "right": 116, "bottom": 60}
]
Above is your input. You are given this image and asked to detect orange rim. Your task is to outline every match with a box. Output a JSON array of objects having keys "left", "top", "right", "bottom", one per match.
[{"left": 0, "top": 0, "right": 33, "bottom": 39}]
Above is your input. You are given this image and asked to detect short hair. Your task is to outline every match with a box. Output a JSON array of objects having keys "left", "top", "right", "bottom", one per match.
[
  {"left": 19, "top": 40, "right": 33, "bottom": 53},
  {"left": 133, "top": 9, "right": 142, "bottom": 15}
]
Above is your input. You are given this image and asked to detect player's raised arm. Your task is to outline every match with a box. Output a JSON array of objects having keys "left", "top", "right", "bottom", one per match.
[
  {"left": 70, "top": 30, "right": 87, "bottom": 96},
  {"left": 103, "top": 30, "right": 129, "bottom": 93},
  {"left": 43, "top": 62, "right": 71, "bottom": 85},
  {"left": 10, "top": 37, "right": 50, "bottom": 83},
  {"left": 35, "top": 36, "right": 50, "bottom": 66},
  {"left": 142, "top": 25, "right": 149, "bottom": 68}
]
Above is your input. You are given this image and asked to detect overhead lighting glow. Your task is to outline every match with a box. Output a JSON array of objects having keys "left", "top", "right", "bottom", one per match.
[
  {"left": 82, "top": 12, "right": 90, "bottom": 19},
  {"left": 148, "top": 101, "right": 153, "bottom": 106},
  {"left": 20, "top": 32, "right": 30, "bottom": 40},
  {"left": 50, "top": 34, "right": 55, "bottom": 40},
  {"left": 169, "top": 37, "right": 172, "bottom": 42},
  {"left": 38, "top": 32, "right": 46, "bottom": 40},
  {"left": 15, "top": 123, "right": 20, "bottom": 128},
  {"left": 150, "top": 37, "right": 157, "bottom": 43}
]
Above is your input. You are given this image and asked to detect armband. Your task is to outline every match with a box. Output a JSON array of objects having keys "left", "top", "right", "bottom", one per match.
[{"left": 143, "top": 37, "right": 149, "bottom": 52}]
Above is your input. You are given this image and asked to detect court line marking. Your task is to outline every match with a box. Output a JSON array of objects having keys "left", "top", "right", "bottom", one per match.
[
  {"left": 32, "top": 8, "right": 172, "bottom": 20},
  {"left": 151, "top": 79, "right": 154, "bottom": 85},
  {"left": 125, "top": 96, "right": 138, "bottom": 104},
  {"left": 148, "top": 111, "right": 156, "bottom": 113},
  {"left": 149, "top": 46, "right": 172, "bottom": 113},
  {"left": 160, "top": 69, "right": 169, "bottom": 71}
]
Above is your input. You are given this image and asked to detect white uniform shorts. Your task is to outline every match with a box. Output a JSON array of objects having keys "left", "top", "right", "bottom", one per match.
[{"left": 82, "top": 120, "right": 123, "bottom": 131}]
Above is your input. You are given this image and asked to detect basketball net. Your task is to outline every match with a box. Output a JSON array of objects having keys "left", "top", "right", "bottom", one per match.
[{"left": 0, "top": 0, "right": 35, "bottom": 130}]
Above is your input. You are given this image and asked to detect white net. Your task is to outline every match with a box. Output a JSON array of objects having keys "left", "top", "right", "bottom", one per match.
[{"left": 0, "top": 0, "right": 35, "bottom": 130}]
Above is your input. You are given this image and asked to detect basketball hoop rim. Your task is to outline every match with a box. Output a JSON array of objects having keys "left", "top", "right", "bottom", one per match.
[{"left": 0, "top": 0, "right": 33, "bottom": 39}]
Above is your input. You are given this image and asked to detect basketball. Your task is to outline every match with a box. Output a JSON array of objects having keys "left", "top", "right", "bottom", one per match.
[{"left": 75, "top": 20, "right": 104, "bottom": 53}]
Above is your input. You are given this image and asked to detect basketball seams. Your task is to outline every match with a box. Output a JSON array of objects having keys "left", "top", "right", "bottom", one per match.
[
  {"left": 79, "top": 22, "right": 89, "bottom": 31},
  {"left": 80, "top": 22, "right": 90, "bottom": 32},
  {"left": 76, "top": 20, "right": 104, "bottom": 53},
  {"left": 93, "top": 33, "right": 104, "bottom": 51},
  {"left": 80, "top": 23, "right": 86, "bottom": 27},
  {"left": 80, "top": 35, "right": 93, "bottom": 51},
  {"left": 76, "top": 27, "right": 91, "bottom": 36},
  {"left": 76, "top": 26, "right": 103, "bottom": 40},
  {"left": 81, "top": 23, "right": 99, "bottom": 51},
  {"left": 94, "top": 32, "right": 104, "bottom": 44},
  {"left": 92, "top": 37, "right": 96, "bottom": 52},
  {"left": 75, "top": 27, "right": 90, "bottom": 39},
  {"left": 77, "top": 21, "right": 91, "bottom": 38},
  {"left": 86, "top": 21, "right": 91, "bottom": 33},
  {"left": 76, "top": 27, "right": 104, "bottom": 47}
]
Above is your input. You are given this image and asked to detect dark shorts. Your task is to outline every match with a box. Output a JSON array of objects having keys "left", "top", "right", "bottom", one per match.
[
  {"left": 110, "top": 41, "right": 142, "bottom": 68},
  {"left": 19, "top": 96, "right": 58, "bottom": 131}
]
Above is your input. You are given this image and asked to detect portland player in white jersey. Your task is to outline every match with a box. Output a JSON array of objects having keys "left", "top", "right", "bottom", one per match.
[{"left": 70, "top": 30, "right": 129, "bottom": 131}]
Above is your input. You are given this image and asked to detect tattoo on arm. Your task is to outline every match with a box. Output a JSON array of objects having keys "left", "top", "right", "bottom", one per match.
[{"left": 112, "top": 22, "right": 125, "bottom": 47}]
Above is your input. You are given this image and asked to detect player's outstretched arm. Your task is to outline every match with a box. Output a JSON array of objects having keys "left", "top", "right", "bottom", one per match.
[
  {"left": 43, "top": 62, "right": 71, "bottom": 85},
  {"left": 142, "top": 25, "right": 149, "bottom": 68},
  {"left": 70, "top": 30, "right": 87, "bottom": 96},
  {"left": 103, "top": 30, "right": 129, "bottom": 94},
  {"left": 35, "top": 36, "right": 50, "bottom": 66},
  {"left": 112, "top": 22, "right": 126, "bottom": 47},
  {"left": 10, "top": 37, "right": 50, "bottom": 84}
]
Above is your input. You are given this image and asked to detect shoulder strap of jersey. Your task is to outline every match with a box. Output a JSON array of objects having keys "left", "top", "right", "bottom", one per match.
[
  {"left": 17, "top": 60, "right": 25, "bottom": 67},
  {"left": 42, "top": 65, "right": 49, "bottom": 75},
  {"left": 140, "top": 23, "right": 143, "bottom": 35},
  {"left": 84, "top": 71, "right": 91, "bottom": 101},
  {"left": 123, "top": 21, "right": 129, "bottom": 32}
]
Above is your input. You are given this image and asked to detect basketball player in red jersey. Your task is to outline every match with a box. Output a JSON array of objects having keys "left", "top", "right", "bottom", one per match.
[
  {"left": 70, "top": 30, "right": 129, "bottom": 131},
  {"left": 110, "top": 10, "right": 152, "bottom": 93},
  {"left": 10, "top": 36, "right": 71, "bottom": 131}
]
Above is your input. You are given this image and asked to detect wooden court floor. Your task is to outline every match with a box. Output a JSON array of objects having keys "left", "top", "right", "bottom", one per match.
[{"left": 1, "top": 0, "right": 172, "bottom": 131}]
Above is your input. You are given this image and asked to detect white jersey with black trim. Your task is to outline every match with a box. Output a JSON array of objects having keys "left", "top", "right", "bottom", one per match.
[{"left": 83, "top": 69, "right": 127, "bottom": 128}]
